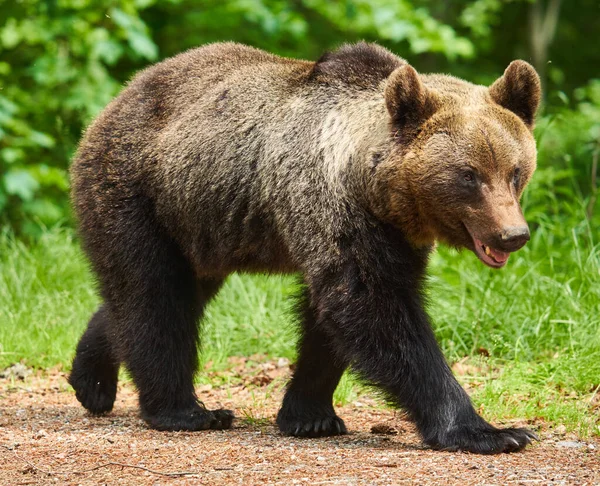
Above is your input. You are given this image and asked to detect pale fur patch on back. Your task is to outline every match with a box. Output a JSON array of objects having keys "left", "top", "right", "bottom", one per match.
[
  {"left": 319, "top": 109, "right": 356, "bottom": 189},
  {"left": 318, "top": 95, "right": 389, "bottom": 192}
]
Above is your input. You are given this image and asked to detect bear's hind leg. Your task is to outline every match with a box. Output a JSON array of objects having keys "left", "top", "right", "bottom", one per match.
[
  {"left": 277, "top": 292, "right": 347, "bottom": 437},
  {"left": 119, "top": 272, "right": 233, "bottom": 432},
  {"left": 69, "top": 305, "right": 120, "bottom": 414},
  {"left": 81, "top": 190, "right": 233, "bottom": 431}
]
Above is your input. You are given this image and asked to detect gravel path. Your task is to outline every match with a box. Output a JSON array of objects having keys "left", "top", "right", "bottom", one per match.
[{"left": 1, "top": 361, "right": 598, "bottom": 485}]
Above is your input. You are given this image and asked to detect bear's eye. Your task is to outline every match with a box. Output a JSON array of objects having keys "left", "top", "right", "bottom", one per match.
[
  {"left": 463, "top": 171, "right": 475, "bottom": 183},
  {"left": 460, "top": 168, "right": 479, "bottom": 190}
]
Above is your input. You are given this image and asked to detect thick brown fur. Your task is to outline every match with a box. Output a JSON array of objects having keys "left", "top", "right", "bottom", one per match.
[{"left": 69, "top": 42, "right": 541, "bottom": 453}]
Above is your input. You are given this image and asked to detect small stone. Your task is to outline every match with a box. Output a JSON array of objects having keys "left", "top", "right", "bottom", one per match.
[
  {"left": 556, "top": 441, "right": 585, "bottom": 449},
  {"left": 0, "top": 363, "right": 33, "bottom": 380},
  {"left": 370, "top": 424, "right": 398, "bottom": 435}
]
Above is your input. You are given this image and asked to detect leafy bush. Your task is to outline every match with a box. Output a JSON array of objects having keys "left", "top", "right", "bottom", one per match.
[
  {"left": 0, "top": 0, "right": 597, "bottom": 236},
  {"left": 0, "top": 0, "right": 158, "bottom": 236},
  {"left": 525, "top": 79, "right": 600, "bottom": 232}
]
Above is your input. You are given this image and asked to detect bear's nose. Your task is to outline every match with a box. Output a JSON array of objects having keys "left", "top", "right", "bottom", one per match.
[{"left": 499, "top": 226, "right": 530, "bottom": 251}]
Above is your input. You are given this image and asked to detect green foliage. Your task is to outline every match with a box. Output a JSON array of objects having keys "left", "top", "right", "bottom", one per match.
[
  {"left": 0, "top": 0, "right": 159, "bottom": 235},
  {"left": 3, "top": 0, "right": 597, "bottom": 236},
  {"left": 460, "top": 0, "right": 504, "bottom": 38},
  {"left": 301, "top": 0, "right": 474, "bottom": 59},
  {"left": 149, "top": 0, "right": 475, "bottom": 61},
  {"left": 536, "top": 80, "right": 600, "bottom": 207}
]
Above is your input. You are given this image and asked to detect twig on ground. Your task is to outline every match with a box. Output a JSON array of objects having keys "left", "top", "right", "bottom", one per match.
[
  {"left": 72, "top": 461, "right": 199, "bottom": 477},
  {"left": 1, "top": 445, "right": 53, "bottom": 476},
  {"left": 1, "top": 445, "right": 199, "bottom": 478}
]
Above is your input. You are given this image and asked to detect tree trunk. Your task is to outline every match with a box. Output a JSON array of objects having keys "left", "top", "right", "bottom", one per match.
[{"left": 529, "top": 0, "right": 562, "bottom": 93}]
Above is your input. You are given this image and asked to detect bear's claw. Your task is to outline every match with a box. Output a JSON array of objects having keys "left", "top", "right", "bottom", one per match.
[
  {"left": 279, "top": 415, "right": 347, "bottom": 438},
  {"left": 429, "top": 425, "right": 538, "bottom": 454}
]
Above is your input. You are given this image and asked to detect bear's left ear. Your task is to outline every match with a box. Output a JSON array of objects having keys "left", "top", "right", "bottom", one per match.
[
  {"left": 384, "top": 64, "right": 438, "bottom": 134},
  {"left": 489, "top": 60, "right": 541, "bottom": 129}
]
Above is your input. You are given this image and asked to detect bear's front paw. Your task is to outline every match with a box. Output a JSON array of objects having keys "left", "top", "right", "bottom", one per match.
[
  {"left": 277, "top": 403, "right": 347, "bottom": 438},
  {"left": 428, "top": 424, "right": 538, "bottom": 454},
  {"left": 278, "top": 414, "right": 347, "bottom": 438},
  {"left": 143, "top": 406, "right": 235, "bottom": 431}
]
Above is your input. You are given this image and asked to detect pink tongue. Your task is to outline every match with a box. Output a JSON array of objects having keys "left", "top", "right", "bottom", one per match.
[{"left": 488, "top": 247, "right": 509, "bottom": 263}]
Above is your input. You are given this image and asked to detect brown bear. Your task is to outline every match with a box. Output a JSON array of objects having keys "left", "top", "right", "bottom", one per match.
[{"left": 69, "top": 42, "right": 541, "bottom": 454}]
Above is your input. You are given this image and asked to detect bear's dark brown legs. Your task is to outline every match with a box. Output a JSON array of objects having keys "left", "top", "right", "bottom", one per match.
[
  {"left": 75, "top": 191, "right": 233, "bottom": 431},
  {"left": 124, "top": 270, "right": 233, "bottom": 430},
  {"left": 277, "top": 292, "right": 348, "bottom": 437},
  {"left": 307, "top": 259, "right": 536, "bottom": 454},
  {"left": 120, "top": 272, "right": 233, "bottom": 432},
  {"left": 69, "top": 305, "right": 119, "bottom": 414}
]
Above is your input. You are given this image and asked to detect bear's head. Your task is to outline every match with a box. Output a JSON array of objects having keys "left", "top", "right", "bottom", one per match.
[{"left": 374, "top": 61, "right": 541, "bottom": 268}]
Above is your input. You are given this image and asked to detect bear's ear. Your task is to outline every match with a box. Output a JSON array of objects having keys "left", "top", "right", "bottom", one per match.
[
  {"left": 489, "top": 60, "right": 541, "bottom": 129},
  {"left": 384, "top": 64, "right": 438, "bottom": 133}
]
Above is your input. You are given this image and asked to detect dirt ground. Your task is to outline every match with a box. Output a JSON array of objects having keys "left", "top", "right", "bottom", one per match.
[{"left": 1, "top": 358, "right": 599, "bottom": 485}]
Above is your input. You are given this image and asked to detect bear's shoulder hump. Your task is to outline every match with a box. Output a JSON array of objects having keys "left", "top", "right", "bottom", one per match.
[{"left": 311, "top": 42, "right": 405, "bottom": 89}]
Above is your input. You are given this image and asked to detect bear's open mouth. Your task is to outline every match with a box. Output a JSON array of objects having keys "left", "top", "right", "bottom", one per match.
[{"left": 471, "top": 236, "right": 510, "bottom": 268}]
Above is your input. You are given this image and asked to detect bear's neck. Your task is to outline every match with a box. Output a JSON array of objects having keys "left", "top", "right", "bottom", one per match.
[
  {"left": 362, "top": 147, "right": 436, "bottom": 249},
  {"left": 320, "top": 92, "right": 436, "bottom": 249}
]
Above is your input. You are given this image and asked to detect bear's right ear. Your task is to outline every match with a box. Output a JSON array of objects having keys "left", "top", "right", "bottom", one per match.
[
  {"left": 384, "top": 64, "right": 438, "bottom": 133},
  {"left": 489, "top": 60, "right": 541, "bottom": 129}
]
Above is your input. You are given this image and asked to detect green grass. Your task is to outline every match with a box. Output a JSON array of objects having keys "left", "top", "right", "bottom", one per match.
[
  {"left": 0, "top": 202, "right": 598, "bottom": 436},
  {"left": 0, "top": 229, "right": 299, "bottom": 370}
]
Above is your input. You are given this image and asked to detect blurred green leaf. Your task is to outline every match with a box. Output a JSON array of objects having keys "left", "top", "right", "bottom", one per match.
[
  {"left": 110, "top": 7, "right": 158, "bottom": 60},
  {"left": 4, "top": 170, "right": 40, "bottom": 201},
  {"left": 128, "top": 30, "right": 159, "bottom": 60},
  {"left": 22, "top": 198, "right": 64, "bottom": 225},
  {"left": 29, "top": 165, "right": 69, "bottom": 191},
  {"left": 1, "top": 148, "right": 24, "bottom": 164},
  {"left": 29, "top": 131, "right": 55, "bottom": 149},
  {"left": 1, "top": 18, "right": 21, "bottom": 49}
]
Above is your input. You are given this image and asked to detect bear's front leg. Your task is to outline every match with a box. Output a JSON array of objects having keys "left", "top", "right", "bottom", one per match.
[
  {"left": 277, "top": 289, "right": 348, "bottom": 437},
  {"left": 309, "top": 263, "right": 537, "bottom": 454}
]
